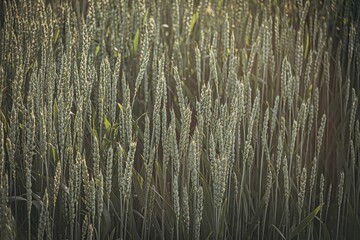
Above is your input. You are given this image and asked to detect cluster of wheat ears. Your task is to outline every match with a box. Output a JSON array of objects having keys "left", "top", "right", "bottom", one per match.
[{"left": 0, "top": 0, "right": 359, "bottom": 239}]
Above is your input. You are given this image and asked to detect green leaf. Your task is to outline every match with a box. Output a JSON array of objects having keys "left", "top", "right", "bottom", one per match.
[
  {"left": 189, "top": 12, "right": 199, "bottom": 37},
  {"left": 134, "top": 168, "right": 144, "bottom": 191},
  {"left": 53, "top": 99, "right": 59, "bottom": 124},
  {"left": 272, "top": 224, "right": 286, "bottom": 240},
  {"left": 106, "top": 26, "right": 111, "bottom": 37},
  {"left": 142, "top": 9, "right": 149, "bottom": 26},
  {"left": 304, "top": 28, "right": 309, "bottom": 59},
  {"left": 132, "top": 169, "right": 146, "bottom": 206},
  {"left": 154, "top": 160, "right": 163, "bottom": 182},
  {"left": 92, "top": 127, "right": 97, "bottom": 138},
  {"left": 53, "top": 29, "right": 60, "bottom": 44},
  {"left": 217, "top": 0, "right": 224, "bottom": 11},
  {"left": 133, "top": 29, "right": 140, "bottom": 54},
  {"left": 113, "top": 48, "right": 120, "bottom": 58},
  {"left": 118, "top": 103, "right": 124, "bottom": 111},
  {"left": 52, "top": 147, "right": 57, "bottom": 163},
  {"left": 104, "top": 115, "right": 111, "bottom": 130},
  {"left": 316, "top": 216, "right": 331, "bottom": 240},
  {"left": 95, "top": 45, "right": 101, "bottom": 56},
  {"left": 289, "top": 203, "right": 324, "bottom": 239}
]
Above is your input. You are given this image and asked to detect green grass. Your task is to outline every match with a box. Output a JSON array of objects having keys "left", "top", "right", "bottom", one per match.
[{"left": 0, "top": 0, "right": 359, "bottom": 239}]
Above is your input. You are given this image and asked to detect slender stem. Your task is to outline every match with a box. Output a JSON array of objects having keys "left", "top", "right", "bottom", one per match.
[
  {"left": 120, "top": 195, "right": 123, "bottom": 240},
  {"left": 259, "top": 150, "right": 265, "bottom": 202},
  {"left": 28, "top": 212, "right": 31, "bottom": 240},
  {"left": 307, "top": 191, "right": 313, "bottom": 240},
  {"left": 262, "top": 206, "right": 268, "bottom": 240},
  {"left": 162, "top": 167, "right": 167, "bottom": 240},
  {"left": 274, "top": 177, "right": 279, "bottom": 224},
  {"left": 176, "top": 219, "right": 179, "bottom": 240},
  {"left": 336, "top": 205, "right": 341, "bottom": 240},
  {"left": 124, "top": 199, "right": 129, "bottom": 240},
  {"left": 141, "top": 181, "right": 149, "bottom": 240}
]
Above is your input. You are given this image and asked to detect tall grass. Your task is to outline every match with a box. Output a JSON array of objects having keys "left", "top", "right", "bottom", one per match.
[{"left": 0, "top": 0, "right": 359, "bottom": 239}]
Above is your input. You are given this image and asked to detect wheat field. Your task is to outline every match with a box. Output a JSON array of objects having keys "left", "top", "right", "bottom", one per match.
[{"left": 0, "top": 0, "right": 359, "bottom": 239}]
